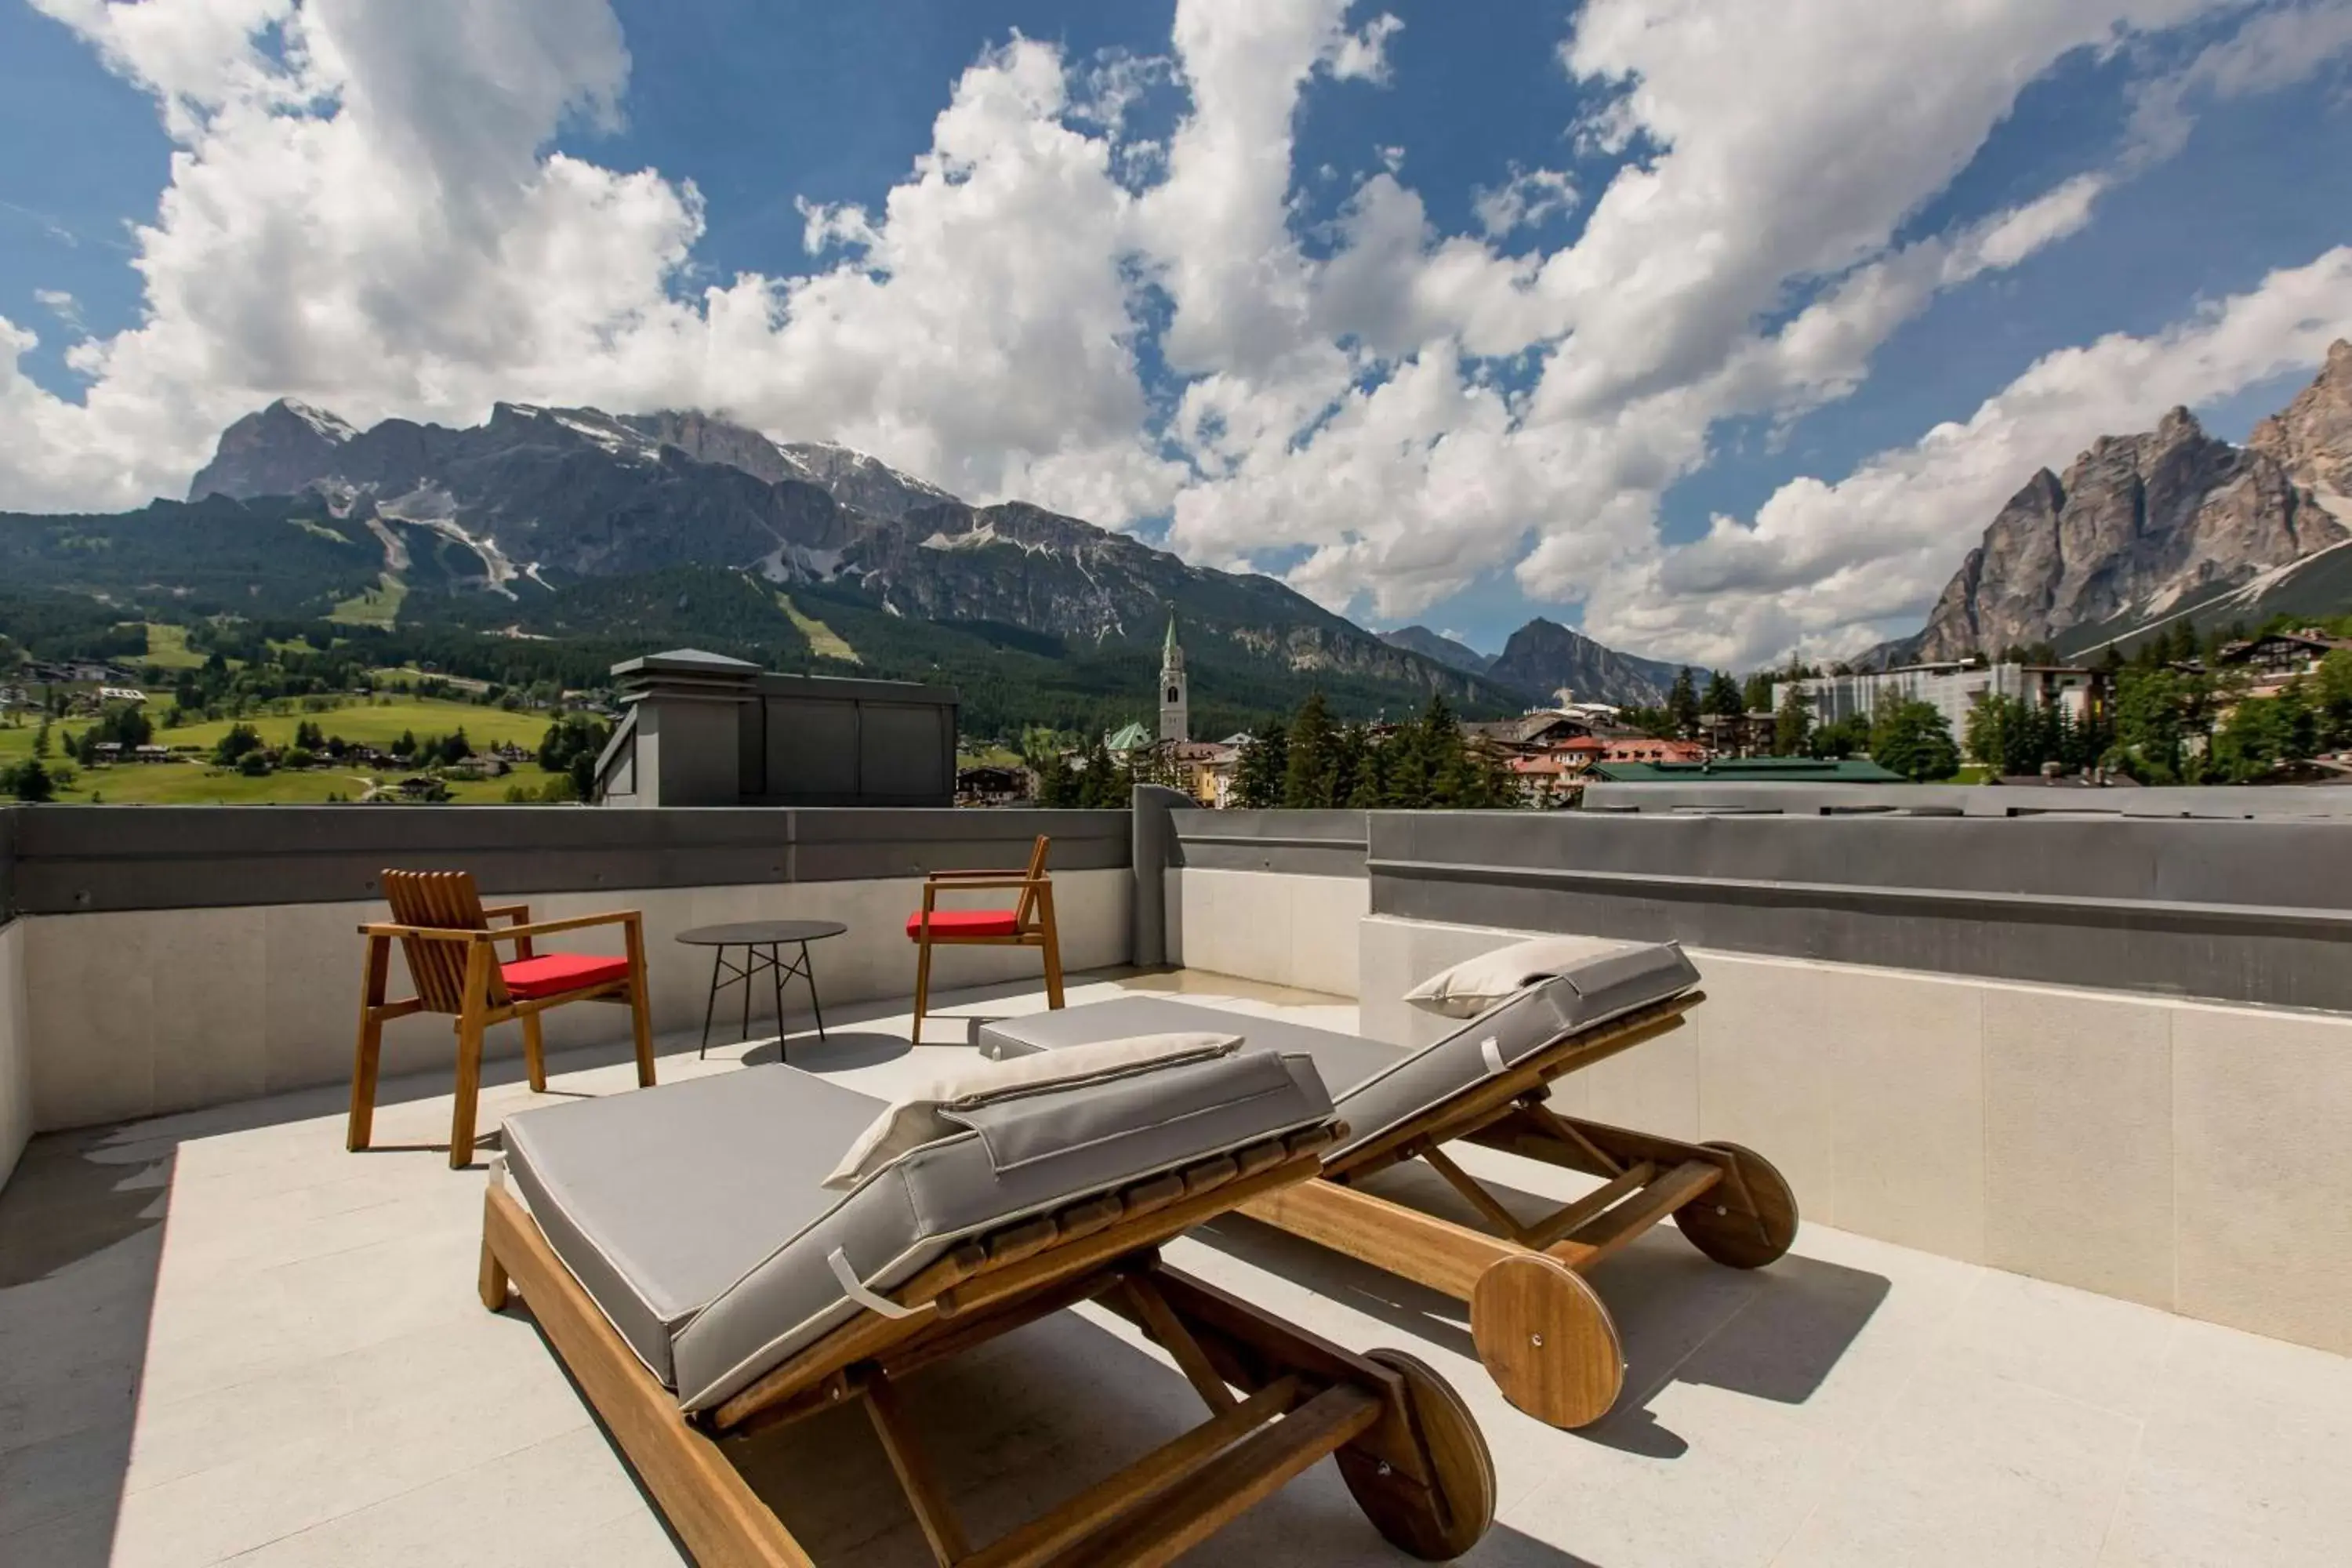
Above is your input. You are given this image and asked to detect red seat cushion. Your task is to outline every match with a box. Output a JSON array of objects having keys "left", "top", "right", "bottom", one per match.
[
  {"left": 501, "top": 952, "right": 632, "bottom": 1000},
  {"left": 906, "top": 909, "right": 1022, "bottom": 940}
]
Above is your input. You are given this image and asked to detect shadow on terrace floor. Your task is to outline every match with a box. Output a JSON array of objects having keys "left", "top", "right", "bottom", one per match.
[
  {"left": 0, "top": 966, "right": 1366, "bottom": 1566},
  {"left": 1192, "top": 1163, "right": 1890, "bottom": 1462}
]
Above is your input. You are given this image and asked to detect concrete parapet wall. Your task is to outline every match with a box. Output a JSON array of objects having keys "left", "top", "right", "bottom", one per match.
[
  {"left": 1361, "top": 913, "right": 2352, "bottom": 1358},
  {"left": 1370, "top": 810, "right": 2352, "bottom": 1013},
  {"left": 0, "top": 920, "right": 28, "bottom": 1191},
  {"left": 18, "top": 867, "right": 1131, "bottom": 1134},
  {"left": 1163, "top": 866, "right": 1366, "bottom": 997}
]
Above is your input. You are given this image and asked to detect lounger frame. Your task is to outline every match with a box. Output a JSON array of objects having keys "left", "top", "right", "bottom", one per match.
[
  {"left": 1240, "top": 990, "right": 1798, "bottom": 1428},
  {"left": 480, "top": 1121, "right": 1495, "bottom": 1567}
]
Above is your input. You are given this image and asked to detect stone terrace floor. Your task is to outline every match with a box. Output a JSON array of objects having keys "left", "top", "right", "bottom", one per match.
[{"left": 2, "top": 968, "right": 2347, "bottom": 1568}]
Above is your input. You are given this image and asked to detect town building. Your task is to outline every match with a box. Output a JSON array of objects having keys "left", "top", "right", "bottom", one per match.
[
  {"left": 954, "top": 764, "right": 1030, "bottom": 805},
  {"left": 1463, "top": 710, "right": 1595, "bottom": 754},
  {"left": 1601, "top": 736, "right": 1708, "bottom": 764},
  {"left": 1103, "top": 720, "right": 1153, "bottom": 754},
  {"left": 1700, "top": 710, "right": 1779, "bottom": 758},
  {"left": 2216, "top": 628, "right": 2352, "bottom": 683},
  {"left": 1775, "top": 660, "right": 2106, "bottom": 739},
  {"left": 1158, "top": 609, "right": 1189, "bottom": 743}
]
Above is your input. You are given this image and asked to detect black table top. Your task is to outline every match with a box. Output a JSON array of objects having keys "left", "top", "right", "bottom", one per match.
[{"left": 675, "top": 920, "right": 848, "bottom": 947}]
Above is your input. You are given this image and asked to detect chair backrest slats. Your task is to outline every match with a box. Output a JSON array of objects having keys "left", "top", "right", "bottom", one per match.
[
  {"left": 1014, "top": 834, "right": 1051, "bottom": 928},
  {"left": 382, "top": 869, "right": 506, "bottom": 1013}
]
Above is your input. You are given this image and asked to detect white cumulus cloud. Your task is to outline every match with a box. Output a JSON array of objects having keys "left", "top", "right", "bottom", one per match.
[{"left": 3, "top": 0, "right": 2344, "bottom": 671}]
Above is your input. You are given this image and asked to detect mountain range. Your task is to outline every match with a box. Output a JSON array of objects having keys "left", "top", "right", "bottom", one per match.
[
  {"left": 16, "top": 342, "right": 2352, "bottom": 734},
  {"left": 1380, "top": 620, "right": 1683, "bottom": 706},
  {"left": 1880, "top": 342, "right": 2352, "bottom": 666}
]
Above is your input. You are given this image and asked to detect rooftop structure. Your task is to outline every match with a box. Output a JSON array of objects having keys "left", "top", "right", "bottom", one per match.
[
  {"left": 2, "top": 797, "right": 2347, "bottom": 1566},
  {"left": 1588, "top": 756, "right": 1907, "bottom": 784},
  {"left": 596, "top": 648, "right": 959, "bottom": 808}
]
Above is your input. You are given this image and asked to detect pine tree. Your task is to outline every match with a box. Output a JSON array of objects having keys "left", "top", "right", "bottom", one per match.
[
  {"left": 1283, "top": 691, "right": 1338, "bottom": 808},
  {"left": 1232, "top": 720, "right": 1287, "bottom": 808},
  {"left": 1704, "top": 670, "right": 1743, "bottom": 718},
  {"left": 1773, "top": 684, "right": 1812, "bottom": 756},
  {"left": 9, "top": 757, "right": 55, "bottom": 802},
  {"left": 1668, "top": 668, "right": 1701, "bottom": 738},
  {"left": 1077, "top": 735, "right": 1123, "bottom": 808}
]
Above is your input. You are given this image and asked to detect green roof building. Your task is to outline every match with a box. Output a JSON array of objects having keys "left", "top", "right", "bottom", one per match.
[
  {"left": 1104, "top": 720, "right": 1154, "bottom": 754},
  {"left": 1586, "top": 757, "right": 1907, "bottom": 784}
]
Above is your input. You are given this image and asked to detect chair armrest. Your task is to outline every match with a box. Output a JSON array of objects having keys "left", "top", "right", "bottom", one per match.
[
  {"left": 919, "top": 877, "right": 1040, "bottom": 895},
  {"left": 922, "top": 867, "right": 1038, "bottom": 880},
  {"left": 358, "top": 922, "right": 494, "bottom": 942},
  {"left": 487, "top": 910, "right": 643, "bottom": 942}
]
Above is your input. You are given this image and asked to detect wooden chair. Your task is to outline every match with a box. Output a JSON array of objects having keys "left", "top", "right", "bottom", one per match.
[
  {"left": 906, "top": 833, "right": 1064, "bottom": 1044},
  {"left": 349, "top": 869, "right": 655, "bottom": 1168}
]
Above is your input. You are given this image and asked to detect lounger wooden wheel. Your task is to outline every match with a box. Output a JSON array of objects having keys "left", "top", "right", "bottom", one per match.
[
  {"left": 1470, "top": 1254, "right": 1624, "bottom": 1428},
  {"left": 1671, "top": 1142, "right": 1798, "bottom": 1269},
  {"left": 1336, "top": 1348, "right": 1496, "bottom": 1560}
]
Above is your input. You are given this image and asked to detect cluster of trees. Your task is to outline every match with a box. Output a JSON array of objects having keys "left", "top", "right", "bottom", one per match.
[
  {"left": 535, "top": 712, "right": 614, "bottom": 800},
  {"left": 1029, "top": 735, "right": 1130, "bottom": 810},
  {"left": 1621, "top": 662, "right": 1825, "bottom": 742},
  {"left": 1029, "top": 691, "right": 1523, "bottom": 811},
  {"left": 1230, "top": 693, "right": 1519, "bottom": 809},
  {"left": 1962, "top": 694, "right": 2114, "bottom": 778},
  {"left": 2105, "top": 652, "right": 2352, "bottom": 784}
]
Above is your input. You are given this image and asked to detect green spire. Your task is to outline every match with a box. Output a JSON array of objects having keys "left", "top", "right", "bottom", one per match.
[{"left": 1162, "top": 607, "right": 1181, "bottom": 662}]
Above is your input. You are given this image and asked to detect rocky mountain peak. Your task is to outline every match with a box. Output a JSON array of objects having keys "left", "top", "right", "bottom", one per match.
[
  {"left": 189, "top": 398, "right": 358, "bottom": 499},
  {"left": 1912, "top": 352, "right": 2352, "bottom": 661},
  {"left": 2248, "top": 338, "right": 2352, "bottom": 497},
  {"left": 1484, "top": 616, "right": 1682, "bottom": 707}
]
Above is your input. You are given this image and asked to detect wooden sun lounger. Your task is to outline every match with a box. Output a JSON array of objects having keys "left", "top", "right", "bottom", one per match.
[
  {"left": 1239, "top": 989, "right": 1797, "bottom": 1428},
  {"left": 479, "top": 1120, "right": 1497, "bottom": 1567},
  {"left": 976, "top": 949, "right": 1798, "bottom": 1430}
]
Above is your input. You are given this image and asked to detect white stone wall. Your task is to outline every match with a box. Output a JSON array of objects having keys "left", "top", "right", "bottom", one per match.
[
  {"left": 0, "top": 920, "right": 30, "bottom": 1192},
  {"left": 19, "top": 868, "right": 1131, "bottom": 1133},
  {"left": 1163, "top": 866, "right": 1365, "bottom": 997},
  {"left": 1362, "top": 911, "right": 2352, "bottom": 1357}
]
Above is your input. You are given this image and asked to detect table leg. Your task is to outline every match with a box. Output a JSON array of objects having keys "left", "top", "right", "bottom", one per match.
[
  {"left": 768, "top": 943, "right": 786, "bottom": 1063},
  {"left": 699, "top": 946, "right": 724, "bottom": 1060},
  {"left": 802, "top": 941, "right": 828, "bottom": 1042},
  {"left": 739, "top": 944, "right": 752, "bottom": 1046}
]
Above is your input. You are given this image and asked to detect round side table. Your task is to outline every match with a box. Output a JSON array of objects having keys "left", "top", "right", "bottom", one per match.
[{"left": 676, "top": 920, "right": 848, "bottom": 1061}]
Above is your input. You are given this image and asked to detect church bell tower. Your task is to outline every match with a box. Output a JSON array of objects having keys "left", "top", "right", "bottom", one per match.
[{"left": 1158, "top": 608, "right": 1189, "bottom": 743}]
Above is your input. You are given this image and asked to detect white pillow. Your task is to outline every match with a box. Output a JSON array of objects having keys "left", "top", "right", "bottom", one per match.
[
  {"left": 821, "top": 1031, "right": 1243, "bottom": 1190},
  {"left": 1401, "top": 937, "right": 1601, "bottom": 1018}
]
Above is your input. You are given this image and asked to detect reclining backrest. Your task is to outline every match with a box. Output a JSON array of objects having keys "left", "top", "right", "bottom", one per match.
[
  {"left": 670, "top": 1048, "right": 1336, "bottom": 1412},
  {"left": 1328, "top": 941, "right": 1700, "bottom": 1160}
]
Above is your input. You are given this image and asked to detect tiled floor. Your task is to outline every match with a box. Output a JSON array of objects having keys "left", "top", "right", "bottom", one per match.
[{"left": 2, "top": 969, "right": 2347, "bottom": 1567}]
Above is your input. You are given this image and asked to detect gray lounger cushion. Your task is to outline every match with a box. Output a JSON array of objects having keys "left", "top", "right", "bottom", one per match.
[
  {"left": 976, "top": 942, "right": 1699, "bottom": 1160},
  {"left": 503, "top": 1052, "right": 1334, "bottom": 1414}
]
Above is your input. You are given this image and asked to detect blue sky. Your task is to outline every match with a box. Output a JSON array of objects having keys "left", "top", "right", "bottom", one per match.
[{"left": 5, "top": 2, "right": 2352, "bottom": 668}]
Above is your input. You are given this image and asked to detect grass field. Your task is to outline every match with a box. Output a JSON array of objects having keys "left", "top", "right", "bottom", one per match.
[
  {"left": 156, "top": 696, "right": 552, "bottom": 753},
  {"left": 49, "top": 764, "right": 551, "bottom": 807},
  {"left": 331, "top": 574, "right": 408, "bottom": 628},
  {"left": 140, "top": 622, "right": 210, "bottom": 670},
  {"left": 779, "top": 593, "right": 859, "bottom": 662},
  {"left": 4, "top": 698, "right": 568, "bottom": 805}
]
